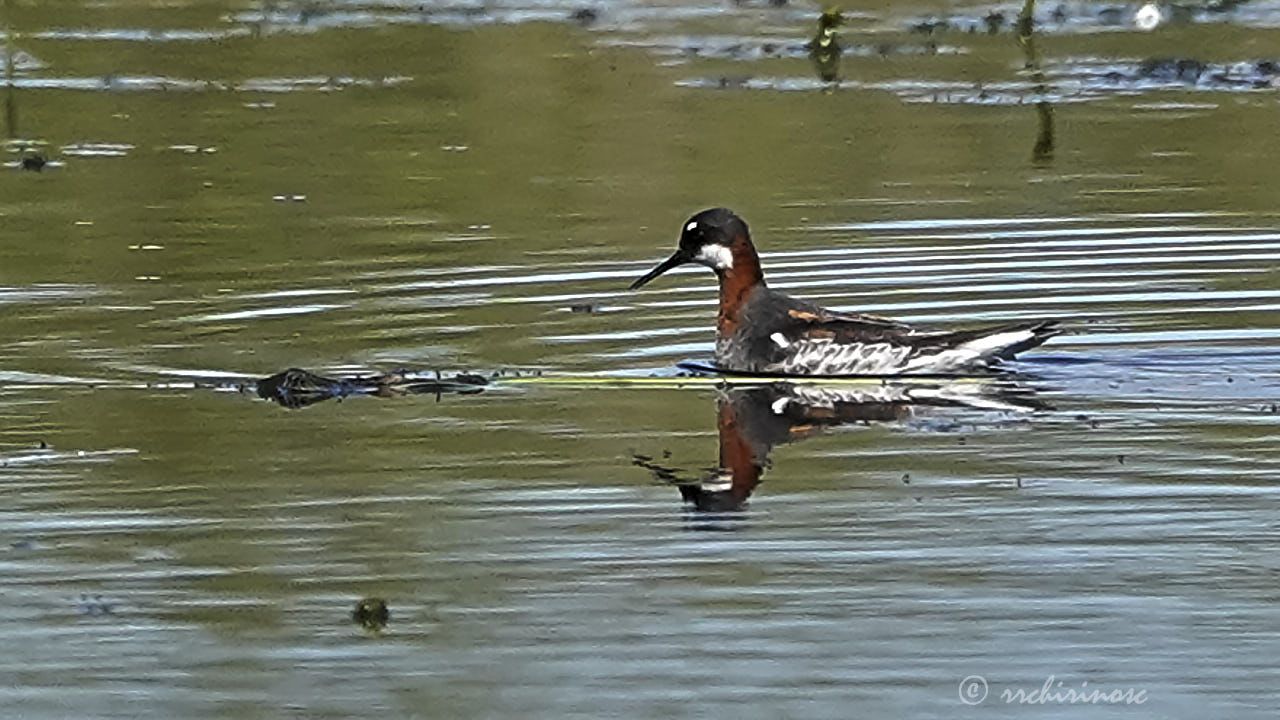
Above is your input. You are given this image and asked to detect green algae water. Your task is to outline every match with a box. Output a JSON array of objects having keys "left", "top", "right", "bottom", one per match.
[{"left": 2, "top": 2, "right": 1280, "bottom": 717}]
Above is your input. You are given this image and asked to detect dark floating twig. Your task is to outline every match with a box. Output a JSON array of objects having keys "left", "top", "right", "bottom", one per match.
[{"left": 256, "top": 367, "right": 487, "bottom": 409}]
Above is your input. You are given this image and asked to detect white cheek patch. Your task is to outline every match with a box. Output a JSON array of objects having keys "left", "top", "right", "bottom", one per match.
[
  {"left": 686, "top": 221, "right": 698, "bottom": 231},
  {"left": 694, "top": 244, "right": 734, "bottom": 270}
]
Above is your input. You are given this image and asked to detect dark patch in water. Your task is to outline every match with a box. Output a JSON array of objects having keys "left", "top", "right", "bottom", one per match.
[
  {"left": 569, "top": 7, "right": 598, "bottom": 26},
  {"left": 76, "top": 594, "right": 116, "bottom": 616},
  {"left": 1087, "top": 57, "right": 1280, "bottom": 90},
  {"left": 696, "top": 54, "right": 1280, "bottom": 103}
]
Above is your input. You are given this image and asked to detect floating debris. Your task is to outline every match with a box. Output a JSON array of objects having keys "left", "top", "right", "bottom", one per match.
[
  {"left": 806, "top": 9, "right": 843, "bottom": 83},
  {"left": 20, "top": 154, "right": 46, "bottom": 171},
  {"left": 1134, "top": 2, "right": 1164, "bottom": 31},
  {"left": 3, "top": 142, "right": 64, "bottom": 170},
  {"left": 256, "top": 367, "right": 488, "bottom": 409},
  {"left": 352, "top": 597, "right": 389, "bottom": 632}
]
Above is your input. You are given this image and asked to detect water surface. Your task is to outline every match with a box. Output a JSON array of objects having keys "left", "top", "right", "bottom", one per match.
[{"left": 2, "top": 1, "right": 1279, "bottom": 717}]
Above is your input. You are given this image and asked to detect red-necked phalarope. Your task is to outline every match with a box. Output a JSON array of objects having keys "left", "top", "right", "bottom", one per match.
[{"left": 629, "top": 208, "right": 1059, "bottom": 375}]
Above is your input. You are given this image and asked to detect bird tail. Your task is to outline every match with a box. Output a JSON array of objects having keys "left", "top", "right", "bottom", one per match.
[{"left": 966, "top": 320, "right": 1061, "bottom": 360}]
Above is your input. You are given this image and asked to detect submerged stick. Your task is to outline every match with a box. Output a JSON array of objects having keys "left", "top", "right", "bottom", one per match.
[
  {"left": 4, "top": 0, "right": 16, "bottom": 138},
  {"left": 1018, "top": 0, "right": 1054, "bottom": 163}
]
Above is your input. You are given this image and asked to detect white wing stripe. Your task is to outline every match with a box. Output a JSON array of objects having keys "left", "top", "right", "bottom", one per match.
[{"left": 769, "top": 329, "right": 1037, "bottom": 375}]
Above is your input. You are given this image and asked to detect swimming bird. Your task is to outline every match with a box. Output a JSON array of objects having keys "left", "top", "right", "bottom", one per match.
[{"left": 629, "top": 208, "right": 1059, "bottom": 375}]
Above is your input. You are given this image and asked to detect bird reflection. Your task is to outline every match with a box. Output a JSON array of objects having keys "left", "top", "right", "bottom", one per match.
[{"left": 634, "top": 381, "right": 1045, "bottom": 513}]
